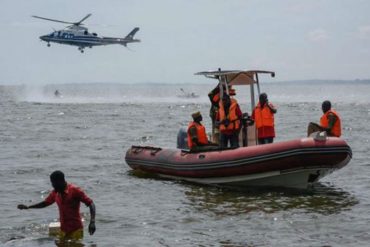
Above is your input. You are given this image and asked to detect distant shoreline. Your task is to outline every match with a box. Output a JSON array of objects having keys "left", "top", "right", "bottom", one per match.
[{"left": 1, "top": 79, "right": 370, "bottom": 87}]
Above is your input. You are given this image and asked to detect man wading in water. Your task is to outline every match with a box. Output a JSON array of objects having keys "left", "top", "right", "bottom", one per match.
[{"left": 17, "top": 170, "right": 96, "bottom": 242}]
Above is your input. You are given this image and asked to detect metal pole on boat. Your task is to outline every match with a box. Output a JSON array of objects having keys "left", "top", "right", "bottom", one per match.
[
  {"left": 256, "top": 73, "right": 261, "bottom": 97},
  {"left": 250, "top": 75, "right": 256, "bottom": 111},
  {"left": 218, "top": 68, "right": 223, "bottom": 145},
  {"left": 251, "top": 73, "right": 258, "bottom": 145},
  {"left": 224, "top": 76, "right": 229, "bottom": 95},
  {"left": 218, "top": 68, "right": 224, "bottom": 100}
]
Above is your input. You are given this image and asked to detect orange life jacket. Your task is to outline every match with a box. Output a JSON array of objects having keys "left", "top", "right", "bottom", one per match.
[
  {"left": 212, "top": 93, "right": 220, "bottom": 104},
  {"left": 254, "top": 102, "right": 275, "bottom": 129},
  {"left": 218, "top": 98, "right": 241, "bottom": 132},
  {"left": 320, "top": 109, "right": 342, "bottom": 137},
  {"left": 187, "top": 121, "right": 208, "bottom": 149}
]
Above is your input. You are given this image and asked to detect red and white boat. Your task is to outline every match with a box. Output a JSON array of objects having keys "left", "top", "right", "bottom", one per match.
[{"left": 125, "top": 70, "right": 352, "bottom": 189}]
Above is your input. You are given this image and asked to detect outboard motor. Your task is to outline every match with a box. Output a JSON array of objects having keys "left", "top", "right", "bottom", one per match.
[
  {"left": 241, "top": 113, "right": 254, "bottom": 147},
  {"left": 177, "top": 127, "right": 189, "bottom": 149}
]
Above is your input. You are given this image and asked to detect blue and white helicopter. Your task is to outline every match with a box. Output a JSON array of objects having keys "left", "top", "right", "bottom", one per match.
[{"left": 32, "top": 14, "right": 140, "bottom": 53}]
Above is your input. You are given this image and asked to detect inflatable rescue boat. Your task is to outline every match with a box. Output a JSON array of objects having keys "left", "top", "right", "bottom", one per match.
[{"left": 125, "top": 70, "right": 352, "bottom": 189}]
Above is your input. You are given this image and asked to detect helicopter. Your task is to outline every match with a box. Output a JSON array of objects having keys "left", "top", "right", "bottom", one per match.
[{"left": 32, "top": 14, "right": 140, "bottom": 53}]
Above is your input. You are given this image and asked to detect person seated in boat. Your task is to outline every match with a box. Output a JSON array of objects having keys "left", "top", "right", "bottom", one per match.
[
  {"left": 307, "top": 100, "right": 342, "bottom": 137},
  {"left": 252, "top": 93, "right": 277, "bottom": 144},
  {"left": 216, "top": 93, "right": 242, "bottom": 149},
  {"left": 187, "top": 111, "right": 217, "bottom": 151}
]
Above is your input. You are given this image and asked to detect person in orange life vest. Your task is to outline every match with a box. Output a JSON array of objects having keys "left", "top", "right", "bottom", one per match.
[
  {"left": 208, "top": 85, "right": 231, "bottom": 123},
  {"left": 216, "top": 93, "right": 242, "bottom": 148},
  {"left": 208, "top": 84, "right": 221, "bottom": 143},
  {"left": 208, "top": 84, "right": 235, "bottom": 144},
  {"left": 252, "top": 93, "right": 277, "bottom": 145},
  {"left": 187, "top": 111, "right": 213, "bottom": 151},
  {"left": 17, "top": 171, "right": 96, "bottom": 241},
  {"left": 308, "top": 100, "right": 342, "bottom": 137}
]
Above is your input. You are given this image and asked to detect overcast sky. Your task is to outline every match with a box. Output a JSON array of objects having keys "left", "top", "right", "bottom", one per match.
[{"left": 1, "top": 0, "right": 370, "bottom": 84}]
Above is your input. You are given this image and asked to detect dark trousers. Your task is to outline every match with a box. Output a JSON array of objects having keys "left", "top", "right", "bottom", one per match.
[
  {"left": 220, "top": 132, "right": 239, "bottom": 149},
  {"left": 258, "top": 137, "right": 274, "bottom": 145}
]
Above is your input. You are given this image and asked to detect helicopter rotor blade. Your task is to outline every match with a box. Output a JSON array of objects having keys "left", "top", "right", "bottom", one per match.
[
  {"left": 32, "top": 15, "right": 75, "bottom": 25},
  {"left": 74, "top": 13, "right": 92, "bottom": 26}
]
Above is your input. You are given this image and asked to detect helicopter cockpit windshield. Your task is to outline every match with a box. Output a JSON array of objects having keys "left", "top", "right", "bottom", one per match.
[{"left": 47, "top": 31, "right": 58, "bottom": 37}]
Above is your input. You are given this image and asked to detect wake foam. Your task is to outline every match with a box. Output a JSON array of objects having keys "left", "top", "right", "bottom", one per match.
[{"left": 14, "top": 83, "right": 211, "bottom": 104}]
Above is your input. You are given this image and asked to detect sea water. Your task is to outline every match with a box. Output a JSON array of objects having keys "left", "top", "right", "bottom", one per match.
[{"left": 1, "top": 81, "right": 370, "bottom": 246}]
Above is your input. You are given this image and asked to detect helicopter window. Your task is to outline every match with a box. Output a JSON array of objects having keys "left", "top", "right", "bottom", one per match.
[
  {"left": 84, "top": 30, "right": 88, "bottom": 35},
  {"left": 92, "top": 33, "right": 97, "bottom": 36},
  {"left": 58, "top": 31, "right": 61, "bottom": 37}
]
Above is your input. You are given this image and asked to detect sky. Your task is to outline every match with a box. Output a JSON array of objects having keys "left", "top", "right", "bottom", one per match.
[{"left": 0, "top": 0, "right": 370, "bottom": 84}]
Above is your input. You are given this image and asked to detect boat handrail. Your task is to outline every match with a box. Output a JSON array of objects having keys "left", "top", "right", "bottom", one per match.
[
  {"left": 180, "top": 146, "right": 236, "bottom": 154},
  {"left": 131, "top": 145, "right": 162, "bottom": 154}
]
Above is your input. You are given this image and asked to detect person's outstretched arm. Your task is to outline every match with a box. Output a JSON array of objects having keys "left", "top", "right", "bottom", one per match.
[
  {"left": 17, "top": 201, "right": 49, "bottom": 210},
  {"left": 18, "top": 191, "right": 55, "bottom": 210}
]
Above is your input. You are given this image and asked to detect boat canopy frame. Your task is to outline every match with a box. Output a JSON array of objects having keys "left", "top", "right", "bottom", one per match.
[
  {"left": 195, "top": 69, "right": 275, "bottom": 110},
  {"left": 195, "top": 69, "right": 275, "bottom": 146}
]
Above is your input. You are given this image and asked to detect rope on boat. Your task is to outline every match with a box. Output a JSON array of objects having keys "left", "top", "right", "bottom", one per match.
[{"left": 131, "top": 145, "right": 162, "bottom": 155}]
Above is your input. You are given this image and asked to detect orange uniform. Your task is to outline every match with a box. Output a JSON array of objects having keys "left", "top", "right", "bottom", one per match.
[
  {"left": 218, "top": 98, "right": 241, "bottom": 133},
  {"left": 254, "top": 103, "right": 275, "bottom": 129},
  {"left": 320, "top": 109, "right": 341, "bottom": 137},
  {"left": 187, "top": 122, "right": 208, "bottom": 149},
  {"left": 252, "top": 102, "right": 276, "bottom": 139}
]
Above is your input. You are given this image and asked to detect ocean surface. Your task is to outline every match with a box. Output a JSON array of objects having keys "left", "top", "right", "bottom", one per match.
[{"left": 1, "top": 81, "right": 370, "bottom": 247}]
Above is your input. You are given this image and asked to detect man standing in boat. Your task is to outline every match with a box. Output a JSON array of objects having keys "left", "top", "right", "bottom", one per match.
[
  {"left": 208, "top": 83, "right": 232, "bottom": 144},
  {"left": 216, "top": 91, "right": 242, "bottom": 148},
  {"left": 17, "top": 170, "right": 96, "bottom": 241},
  {"left": 208, "top": 84, "right": 221, "bottom": 144},
  {"left": 307, "top": 100, "right": 342, "bottom": 137},
  {"left": 252, "top": 93, "right": 277, "bottom": 144}
]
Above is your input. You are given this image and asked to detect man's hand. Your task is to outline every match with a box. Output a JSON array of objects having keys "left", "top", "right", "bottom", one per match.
[
  {"left": 17, "top": 204, "right": 28, "bottom": 210},
  {"left": 267, "top": 103, "right": 277, "bottom": 114},
  {"left": 88, "top": 221, "right": 96, "bottom": 235},
  {"left": 222, "top": 119, "right": 230, "bottom": 126}
]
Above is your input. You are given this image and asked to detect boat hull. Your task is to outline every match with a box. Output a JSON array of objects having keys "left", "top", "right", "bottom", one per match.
[{"left": 125, "top": 137, "right": 352, "bottom": 189}]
